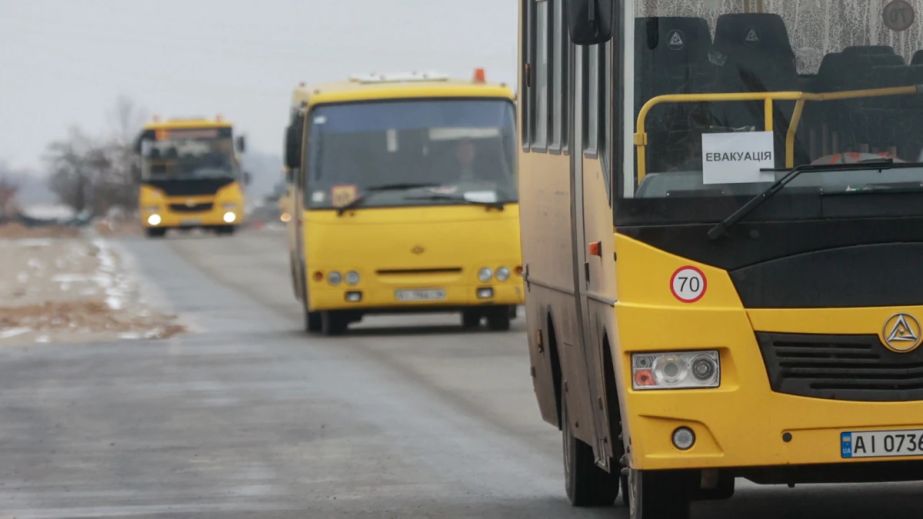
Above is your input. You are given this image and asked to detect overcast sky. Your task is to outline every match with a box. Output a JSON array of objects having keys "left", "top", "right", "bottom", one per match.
[{"left": 0, "top": 0, "right": 517, "bottom": 173}]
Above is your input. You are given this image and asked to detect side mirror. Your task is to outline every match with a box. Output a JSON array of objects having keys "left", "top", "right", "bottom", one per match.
[
  {"left": 243, "top": 171, "right": 252, "bottom": 186},
  {"left": 236, "top": 135, "right": 247, "bottom": 153},
  {"left": 284, "top": 168, "right": 294, "bottom": 185},
  {"left": 284, "top": 125, "right": 302, "bottom": 170},
  {"left": 566, "top": 0, "right": 615, "bottom": 45}
]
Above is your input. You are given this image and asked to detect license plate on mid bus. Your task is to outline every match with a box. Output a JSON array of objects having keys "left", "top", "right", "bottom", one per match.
[
  {"left": 395, "top": 289, "right": 446, "bottom": 302},
  {"left": 841, "top": 430, "right": 923, "bottom": 459}
]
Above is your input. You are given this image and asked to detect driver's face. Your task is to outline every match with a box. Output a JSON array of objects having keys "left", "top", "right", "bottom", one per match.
[{"left": 456, "top": 140, "right": 476, "bottom": 166}]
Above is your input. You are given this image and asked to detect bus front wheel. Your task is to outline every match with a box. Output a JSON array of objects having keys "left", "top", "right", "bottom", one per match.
[
  {"left": 627, "top": 469, "right": 691, "bottom": 519},
  {"left": 461, "top": 310, "right": 482, "bottom": 329},
  {"left": 146, "top": 228, "right": 167, "bottom": 239},
  {"left": 486, "top": 307, "right": 511, "bottom": 331},
  {"left": 561, "top": 391, "right": 619, "bottom": 507},
  {"left": 304, "top": 305, "right": 322, "bottom": 333},
  {"left": 321, "top": 311, "right": 348, "bottom": 336}
]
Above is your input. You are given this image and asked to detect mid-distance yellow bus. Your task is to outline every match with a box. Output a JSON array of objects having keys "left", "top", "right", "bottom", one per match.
[
  {"left": 521, "top": 0, "right": 923, "bottom": 517},
  {"left": 284, "top": 73, "right": 523, "bottom": 335},
  {"left": 137, "top": 118, "right": 247, "bottom": 238}
]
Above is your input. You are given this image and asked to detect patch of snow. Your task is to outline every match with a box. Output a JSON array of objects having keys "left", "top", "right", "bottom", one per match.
[{"left": 0, "top": 328, "right": 31, "bottom": 340}]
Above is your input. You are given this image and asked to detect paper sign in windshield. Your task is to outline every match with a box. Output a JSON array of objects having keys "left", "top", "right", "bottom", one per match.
[{"left": 702, "top": 132, "right": 776, "bottom": 185}]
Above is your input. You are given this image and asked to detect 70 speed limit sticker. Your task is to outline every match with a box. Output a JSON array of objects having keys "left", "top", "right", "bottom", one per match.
[{"left": 670, "top": 266, "right": 707, "bottom": 303}]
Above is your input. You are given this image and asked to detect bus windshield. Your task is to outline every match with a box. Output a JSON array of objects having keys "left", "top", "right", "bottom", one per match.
[
  {"left": 306, "top": 99, "right": 517, "bottom": 209},
  {"left": 141, "top": 132, "right": 237, "bottom": 181},
  {"left": 622, "top": 0, "right": 923, "bottom": 222}
]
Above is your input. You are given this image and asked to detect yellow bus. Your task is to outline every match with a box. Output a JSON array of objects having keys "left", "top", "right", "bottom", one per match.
[
  {"left": 521, "top": 0, "right": 923, "bottom": 516},
  {"left": 284, "top": 72, "right": 522, "bottom": 335},
  {"left": 137, "top": 118, "right": 247, "bottom": 238}
]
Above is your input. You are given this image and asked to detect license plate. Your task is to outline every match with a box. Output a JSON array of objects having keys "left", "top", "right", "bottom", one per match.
[
  {"left": 181, "top": 219, "right": 202, "bottom": 227},
  {"left": 841, "top": 429, "right": 923, "bottom": 459},
  {"left": 395, "top": 289, "right": 446, "bottom": 302}
]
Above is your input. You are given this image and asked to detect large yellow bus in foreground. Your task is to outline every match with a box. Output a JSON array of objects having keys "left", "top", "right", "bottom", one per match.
[
  {"left": 137, "top": 118, "right": 247, "bottom": 238},
  {"left": 521, "top": 1, "right": 923, "bottom": 517},
  {"left": 285, "top": 73, "right": 523, "bottom": 335}
]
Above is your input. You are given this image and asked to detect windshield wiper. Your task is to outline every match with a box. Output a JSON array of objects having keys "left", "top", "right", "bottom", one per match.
[
  {"left": 707, "top": 158, "right": 917, "bottom": 240},
  {"left": 336, "top": 183, "right": 440, "bottom": 216},
  {"left": 404, "top": 194, "right": 507, "bottom": 211}
]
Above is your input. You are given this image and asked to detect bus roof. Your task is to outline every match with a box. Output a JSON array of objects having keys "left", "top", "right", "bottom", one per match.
[
  {"left": 290, "top": 74, "right": 514, "bottom": 111},
  {"left": 142, "top": 118, "right": 233, "bottom": 131}
]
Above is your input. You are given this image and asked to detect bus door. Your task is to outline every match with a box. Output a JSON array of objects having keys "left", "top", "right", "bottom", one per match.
[
  {"left": 290, "top": 112, "right": 308, "bottom": 302},
  {"left": 570, "top": 42, "right": 614, "bottom": 468}
]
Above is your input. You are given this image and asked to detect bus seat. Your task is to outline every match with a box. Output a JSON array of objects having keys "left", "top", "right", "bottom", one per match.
[
  {"left": 913, "top": 50, "right": 923, "bottom": 65},
  {"left": 635, "top": 16, "right": 715, "bottom": 173},
  {"left": 713, "top": 13, "right": 798, "bottom": 92},
  {"left": 634, "top": 16, "right": 713, "bottom": 108},
  {"left": 710, "top": 14, "right": 804, "bottom": 166}
]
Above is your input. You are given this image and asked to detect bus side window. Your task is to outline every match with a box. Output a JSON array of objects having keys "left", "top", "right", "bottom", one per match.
[
  {"left": 528, "top": 0, "right": 551, "bottom": 151},
  {"left": 583, "top": 40, "right": 612, "bottom": 202},
  {"left": 550, "top": 0, "right": 569, "bottom": 153}
]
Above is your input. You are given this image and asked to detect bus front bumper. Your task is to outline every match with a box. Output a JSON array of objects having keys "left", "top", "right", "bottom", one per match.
[
  {"left": 619, "top": 304, "right": 923, "bottom": 474},
  {"left": 308, "top": 282, "right": 523, "bottom": 312}
]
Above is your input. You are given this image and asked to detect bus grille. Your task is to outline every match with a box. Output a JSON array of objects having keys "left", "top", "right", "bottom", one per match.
[
  {"left": 757, "top": 332, "right": 923, "bottom": 402},
  {"left": 376, "top": 268, "right": 463, "bottom": 276},
  {"left": 169, "top": 203, "right": 213, "bottom": 213}
]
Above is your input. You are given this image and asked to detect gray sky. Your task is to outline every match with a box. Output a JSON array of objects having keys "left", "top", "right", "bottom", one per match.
[{"left": 0, "top": 0, "right": 517, "bottom": 173}]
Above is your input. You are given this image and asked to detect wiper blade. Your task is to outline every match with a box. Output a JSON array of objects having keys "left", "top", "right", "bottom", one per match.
[
  {"left": 707, "top": 159, "right": 914, "bottom": 240},
  {"left": 405, "top": 194, "right": 507, "bottom": 210},
  {"left": 336, "top": 183, "right": 440, "bottom": 216}
]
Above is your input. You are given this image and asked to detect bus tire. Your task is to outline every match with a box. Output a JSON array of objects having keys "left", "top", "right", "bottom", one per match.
[
  {"left": 562, "top": 391, "right": 619, "bottom": 507},
  {"left": 304, "top": 305, "right": 322, "bottom": 333},
  {"left": 321, "top": 311, "right": 348, "bottom": 336},
  {"left": 146, "top": 228, "right": 167, "bottom": 239},
  {"left": 486, "top": 308, "right": 511, "bottom": 331},
  {"left": 627, "top": 470, "right": 691, "bottom": 519},
  {"left": 216, "top": 225, "right": 236, "bottom": 236},
  {"left": 461, "top": 310, "right": 482, "bottom": 329}
]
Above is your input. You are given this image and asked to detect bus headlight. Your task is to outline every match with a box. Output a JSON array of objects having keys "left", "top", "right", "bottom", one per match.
[
  {"left": 632, "top": 351, "right": 720, "bottom": 390},
  {"left": 223, "top": 211, "right": 237, "bottom": 224},
  {"left": 147, "top": 214, "right": 162, "bottom": 226},
  {"left": 328, "top": 271, "right": 342, "bottom": 286},
  {"left": 478, "top": 267, "right": 493, "bottom": 283},
  {"left": 496, "top": 266, "right": 511, "bottom": 282},
  {"left": 346, "top": 271, "right": 360, "bottom": 285}
]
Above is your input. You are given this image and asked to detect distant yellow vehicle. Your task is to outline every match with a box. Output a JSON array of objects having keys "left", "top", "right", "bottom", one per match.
[
  {"left": 284, "top": 72, "right": 522, "bottom": 335},
  {"left": 136, "top": 118, "right": 247, "bottom": 238}
]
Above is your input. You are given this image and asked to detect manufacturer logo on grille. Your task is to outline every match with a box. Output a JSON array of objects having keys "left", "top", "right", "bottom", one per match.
[
  {"left": 411, "top": 245, "right": 425, "bottom": 255},
  {"left": 882, "top": 314, "right": 922, "bottom": 353}
]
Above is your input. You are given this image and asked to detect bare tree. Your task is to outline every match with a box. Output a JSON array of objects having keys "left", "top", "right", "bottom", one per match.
[
  {"left": 46, "top": 97, "right": 148, "bottom": 217},
  {"left": 0, "top": 161, "right": 21, "bottom": 219}
]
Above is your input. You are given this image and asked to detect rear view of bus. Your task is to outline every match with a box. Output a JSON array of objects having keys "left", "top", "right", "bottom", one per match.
[
  {"left": 285, "top": 73, "right": 522, "bottom": 335},
  {"left": 137, "top": 118, "right": 246, "bottom": 238}
]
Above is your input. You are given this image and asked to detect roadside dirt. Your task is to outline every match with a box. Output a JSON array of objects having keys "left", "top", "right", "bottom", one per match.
[{"left": 0, "top": 235, "right": 183, "bottom": 345}]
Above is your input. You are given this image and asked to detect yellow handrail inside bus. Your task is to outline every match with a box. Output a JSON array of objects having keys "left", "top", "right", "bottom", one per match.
[{"left": 633, "top": 85, "right": 922, "bottom": 183}]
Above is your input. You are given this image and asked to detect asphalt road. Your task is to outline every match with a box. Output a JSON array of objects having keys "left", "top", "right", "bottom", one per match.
[{"left": 2, "top": 229, "right": 923, "bottom": 518}]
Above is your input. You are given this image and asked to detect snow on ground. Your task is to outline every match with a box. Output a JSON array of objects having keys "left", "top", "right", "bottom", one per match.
[{"left": 0, "top": 229, "right": 183, "bottom": 346}]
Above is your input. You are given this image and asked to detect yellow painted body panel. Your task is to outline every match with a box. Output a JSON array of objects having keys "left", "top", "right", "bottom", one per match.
[
  {"left": 143, "top": 119, "right": 232, "bottom": 131},
  {"left": 139, "top": 182, "right": 245, "bottom": 229},
  {"left": 292, "top": 81, "right": 514, "bottom": 109},
  {"left": 615, "top": 233, "right": 923, "bottom": 470},
  {"left": 303, "top": 205, "right": 523, "bottom": 311}
]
